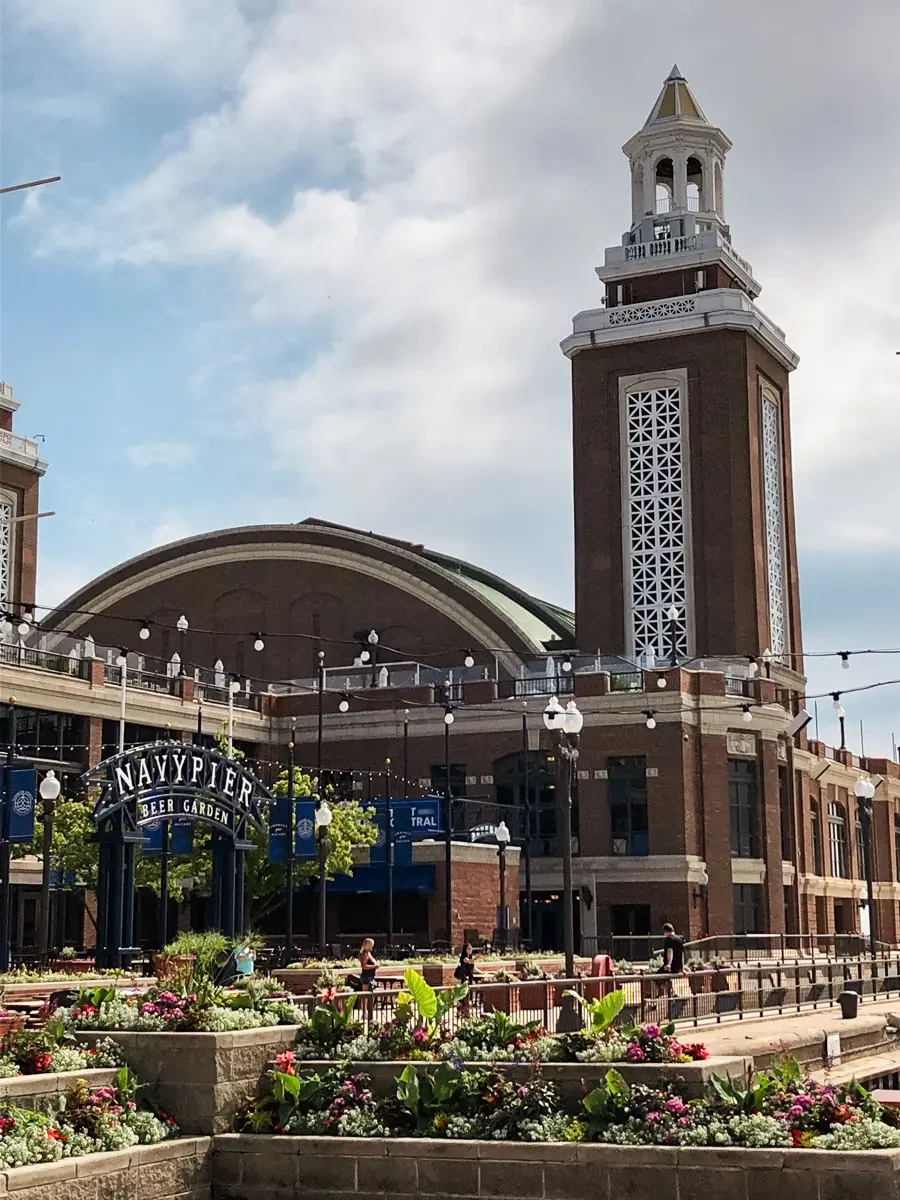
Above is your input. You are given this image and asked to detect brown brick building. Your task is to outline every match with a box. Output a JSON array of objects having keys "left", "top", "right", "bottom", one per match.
[{"left": 2, "top": 68, "right": 898, "bottom": 957}]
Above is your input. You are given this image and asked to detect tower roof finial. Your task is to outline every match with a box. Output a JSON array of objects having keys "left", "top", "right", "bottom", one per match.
[{"left": 644, "top": 66, "right": 707, "bottom": 127}]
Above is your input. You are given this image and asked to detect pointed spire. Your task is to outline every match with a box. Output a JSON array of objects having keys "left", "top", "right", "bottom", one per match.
[{"left": 644, "top": 66, "right": 708, "bottom": 127}]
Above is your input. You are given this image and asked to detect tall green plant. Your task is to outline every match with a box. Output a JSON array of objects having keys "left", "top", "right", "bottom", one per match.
[
  {"left": 395, "top": 968, "right": 467, "bottom": 1035},
  {"left": 562, "top": 987, "right": 626, "bottom": 1035}
]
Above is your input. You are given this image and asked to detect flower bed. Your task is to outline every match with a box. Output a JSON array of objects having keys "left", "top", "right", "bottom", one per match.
[
  {"left": 0, "top": 1066, "right": 176, "bottom": 1170},
  {"left": 239, "top": 1054, "right": 900, "bottom": 1151},
  {"left": 57, "top": 982, "right": 306, "bottom": 1034},
  {"left": 0, "top": 1017, "right": 125, "bottom": 1079},
  {"left": 291, "top": 977, "right": 709, "bottom": 1068}
]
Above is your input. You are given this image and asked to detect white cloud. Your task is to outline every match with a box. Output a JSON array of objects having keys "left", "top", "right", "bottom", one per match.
[
  {"left": 147, "top": 509, "right": 195, "bottom": 549},
  {"left": 126, "top": 442, "right": 195, "bottom": 469},
  {"left": 11, "top": 0, "right": 900, "bottom": 753}
]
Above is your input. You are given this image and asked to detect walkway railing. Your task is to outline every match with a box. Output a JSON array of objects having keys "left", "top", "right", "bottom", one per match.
[
  {"left": 297, "top": 955, "right": 900, "bottom": 1036},
  {"left": 582, "top": 932, "right": 884, "bottom": 965}
]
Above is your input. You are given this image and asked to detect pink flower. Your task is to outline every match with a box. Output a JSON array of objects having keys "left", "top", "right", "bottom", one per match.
[
  {"left": 642, "top": 1024, "right": 661, "bottom": 1040},
  {"left": 788, "top": 1105, "right": 803, "bottom": 1119},
  {"left": 646, "top": 1111, "right": 661, "bottom": 1123},
  {"left": 665, "top": 1097, "right": 687, "bottom": 1115},
  {"left": 626, "top": 1044, "right": 646, "bottom": 1062}
]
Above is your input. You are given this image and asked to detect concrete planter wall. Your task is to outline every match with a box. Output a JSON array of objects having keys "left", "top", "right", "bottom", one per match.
[
  {"left": 291, "top": 1056, "right": 751, "bottom": 1101},
  {"left": 0, "top": 1068, "right": 118, "bottom": 1111},
  {"left": 0, "top": 1137, "right": 210, "bottom": 1200},
  {"left": 212, "top": 1134, "right": 900, "bottom": 1199},
  {"left": 78, "top": 1027, "right": 302, "bottom": 1134}
]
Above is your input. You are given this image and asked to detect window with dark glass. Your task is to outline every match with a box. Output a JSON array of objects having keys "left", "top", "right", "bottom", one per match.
[
  {"left": 733, "top": 884, "right": 762, "bottom": 934},
  {"left": 430, "top": 764, "right": 467, "bottom": 798},
  {"left": 778, "top": 765, "right": 792, "bottom": 860},
  {"left": 828, "top": 802, "right": 850, "bottom": 879},
  {"left": 728, "top": 759, "right": 759, "bottom": 858},
  {"left": 608, "top": 756, "right": 649, "bottom": 856},
  {"left": 810, "top": 801, "right": 823, "bottom": 876},
  {"left": 894, "top": 818, "right": 900, "bottom": 883}
]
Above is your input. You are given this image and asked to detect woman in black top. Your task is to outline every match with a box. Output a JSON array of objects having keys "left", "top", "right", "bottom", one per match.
[
  {"left": 455, "top": 943, "right": 476, "bottom": 984},
  {"left": 359, "top": 938, "right": 378, "bottom": 990}
]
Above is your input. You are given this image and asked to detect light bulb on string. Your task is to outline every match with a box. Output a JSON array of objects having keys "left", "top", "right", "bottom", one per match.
[
  {"left": 747, "top": 656, "right": 759, "bottom": 677},
  {"left": 139, "top": 621, "right": 151, "bottom": 641},
  {"left": 463, "top": 650, "right": 475, "bottom": 668},
  {"left": 444, "top": 709, "right": 455, "bottom": 725},
  {"left": 561, "top": 655, "right": 573, "bottom": 673},
  {"left": 832, "top": 692, "right": 842, "bottom": 712},
  {"left": 253, "top": 634, "right": 265, "bottom": 652},
  {"left": 741, "top": 705, "right": 753, "bottom": 724},
  {"left": 116, "top": 649, "right": 128, "bottom": 668},
  {"left": 656, "top": 676, "right": 667, "bottom": 689},
  {"left": 339, "top": 694, "right": 350, "bottom": 713},
  {"left": 644, "top": 711, "right": 657, "bottom": 730},
  {"left": 840, "top": 652, "right": 850, "bottom": 670}
]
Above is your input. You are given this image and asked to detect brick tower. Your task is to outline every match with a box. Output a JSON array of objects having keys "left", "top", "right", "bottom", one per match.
[
  {"left": 0, "top": 381, "right": 46, "bottom": 620},
  {"left": 563, "top": 67, "right": 803, "bottom": 677}
]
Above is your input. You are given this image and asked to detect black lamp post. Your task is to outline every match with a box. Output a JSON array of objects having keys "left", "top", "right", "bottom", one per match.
[
  {"left": 495, "top": 819, "right": 511, "bottom": 950},
  {"left": 316, "top": 651, "right": 325, "bottom": 780},
  {"left": 543, "top": 695, "right": 583, "bottom": 1032},
  {"left": 316, "top": 799, "right": 333, "bottom": 954},
  {"left": 854, "top": 776, "right": 877, "bottom": 959},
  {"left": 521, "top": 703, "right": 533, "bottom": 947},
  {"left": 443, "top": 700, "right": 455, "bottom": 950},
  {"left": 834, "top": 694, "right": 846, "bottom": 750},
  {"left": 1, "top": 700, "right": 17, "bottom": 973},
  {"left": 176, "top": 614, "right": 188, "bottom": 677},
  {"left": 666, "top": 605, "right": 680, "bottom": 667},
  {"left": 402, "top": 710, "right": 409, "bottom": 801},
  {"left": 385, "top": 758, "right": 394, "bottom": 950},
  {"left": 285, "top": 725, "right": 296, "bottom": 964},
  {"left": 37, "top": 769, "right": 61, "bottom": 959}
]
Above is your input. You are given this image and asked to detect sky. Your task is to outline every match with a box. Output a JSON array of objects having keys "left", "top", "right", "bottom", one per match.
[{"left": 1, "top": 0, "right": 898, "bottom": 756}]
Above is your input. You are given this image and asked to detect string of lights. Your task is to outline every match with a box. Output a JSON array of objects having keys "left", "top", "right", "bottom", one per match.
[{"left": 2, "top": 599, "right": 899, "bottom": 671}]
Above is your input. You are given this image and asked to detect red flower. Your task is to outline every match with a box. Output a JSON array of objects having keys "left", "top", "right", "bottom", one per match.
[
  {"left": 47, "top": 1129, "right": 63, "bottom": 1142},
  {"left": 791, "top": 1129, "right": 804, "bottom": 1147}
]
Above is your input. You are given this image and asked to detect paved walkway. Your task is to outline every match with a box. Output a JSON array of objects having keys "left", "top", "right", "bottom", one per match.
[{"left": 695, "top": 995, "right": 900, "bottom": 1071}]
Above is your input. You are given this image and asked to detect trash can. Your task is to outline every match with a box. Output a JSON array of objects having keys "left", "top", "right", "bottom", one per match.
[{"left": 838, "top": 990, "right": 860, "bottom": 1019}]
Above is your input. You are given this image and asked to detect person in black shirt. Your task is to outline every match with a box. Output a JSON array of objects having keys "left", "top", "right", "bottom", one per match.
[
  {"left": 662, "top": 923, "right": 685, "bottom": 974},
  {"left": 454, "top": 943, "right": 477, "bottom": 984}
]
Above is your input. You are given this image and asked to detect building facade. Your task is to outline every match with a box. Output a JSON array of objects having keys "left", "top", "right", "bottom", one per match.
[{"left": 1, "top": 69, "right": 898, "bottom": 959}]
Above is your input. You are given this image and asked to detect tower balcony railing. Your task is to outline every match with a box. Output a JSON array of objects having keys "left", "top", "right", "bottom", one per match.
[
  {"left": 608, "top": 226, "right": 754, "bottom": 281},
  {"left": 573, "top": 286, "right": 788, "bottom": 347},
  {"left": 0, "top": 429, "right": 40, "bottom": 459}
]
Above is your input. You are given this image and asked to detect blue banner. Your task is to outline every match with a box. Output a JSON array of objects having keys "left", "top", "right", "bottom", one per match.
[
  {"left": 268, "top": 796, "right": 292, "bottom": 864},
  {"left": 369, "top": 799, "right": 441, "bottom": 866},
  {"left": 295, "top": 801, "right": 316, "bottom": 859},
  {"left": 171, "top": 819, "right": 194, "bottom": 856},
  {"left": 3, "top": 766, "right": 37, "bottom": 844},
  {"left": 49, "top": 869, "right": 77, "bottom": 889},
  {"left": 141, "top": 820, "right": 165, "bottom": 855}
]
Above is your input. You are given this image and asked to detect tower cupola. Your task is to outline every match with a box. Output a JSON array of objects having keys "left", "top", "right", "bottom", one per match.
[{"left": 624, "top": 65, "right": 731, "bottom": 234}]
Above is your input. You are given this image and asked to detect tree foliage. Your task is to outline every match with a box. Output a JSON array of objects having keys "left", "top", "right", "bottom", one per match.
[{"left": 14, "top": 727, "right": 379, "bottom": 925}]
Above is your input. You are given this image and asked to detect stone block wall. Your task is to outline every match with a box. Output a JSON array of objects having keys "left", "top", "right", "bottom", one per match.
[
  {"left": 0, "top": 1068, "right": 117, "bottom": 1113},
  {"left": 211, "top": 1135, "right": 900, "bottom": 1199},
  {"left": 0, "top": 1136, "right": 210, "bottom": 1200},
  {"left": 78, "top": 1027, "right": 302, "bottom": 1134}
]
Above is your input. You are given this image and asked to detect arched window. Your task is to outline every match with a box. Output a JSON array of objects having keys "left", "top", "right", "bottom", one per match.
[
  {"left": 810, "top": 800, "right": 823, "bottom": 876},
  {"left": 686, "top": 156, "right": 704, "bottom": 211},
  {"left": 828, "top": 802, "right": 850, "bottom": 878},
  {"left": 0, "top": 487, "right": 17, "bottom": 614},
  {"left": 654, "top": 157, "right": 674, "bottom": 213},
  {"left": 714, "top": 161, "right": 724, "bottom": 215}
]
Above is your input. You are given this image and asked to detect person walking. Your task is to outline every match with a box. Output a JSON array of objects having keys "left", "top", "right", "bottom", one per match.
[{"left": 661, "top": 923, "right": 685, "bottom": 974}]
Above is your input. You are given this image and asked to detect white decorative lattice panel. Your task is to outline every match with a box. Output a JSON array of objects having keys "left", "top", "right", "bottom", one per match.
[
  {"left": 608, "top": 297, "right": 696, "bottom": 326},
  {"left": 623, "top": 384, "right": 691, "bottom": 661},
  {"left": 0, "top": 497, "right": 13, "bottom": 612},
  {"left": 761, "top": 395, "right": 786, "bottom": 656}
]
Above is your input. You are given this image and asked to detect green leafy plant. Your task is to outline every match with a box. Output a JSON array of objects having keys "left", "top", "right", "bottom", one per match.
[
  {"left": 582, "top": 1068, "right": 631, "bottom": 1130},
  {"left": 563, "top": 988, "right": 625, "bottom": 1036},
  {"left": 395, "top": 969, "right": 467, "bottom": 1036}
]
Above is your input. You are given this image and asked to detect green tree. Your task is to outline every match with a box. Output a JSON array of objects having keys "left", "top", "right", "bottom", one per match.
[{"left": 14, "top": 730, "right": 379, "bottom": 927}]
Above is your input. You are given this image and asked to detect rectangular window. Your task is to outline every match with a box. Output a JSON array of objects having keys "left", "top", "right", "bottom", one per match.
[
  {"left": 778, "top": 765, "right": 792, "bottom": 860},
  {"left": 430, "top": 764, "right": 467, "bottom": 798},
  {"left": 622, "top": 375, "right": 692, "bottom": 661},
  {"left": 828, "top": 802, "right": 850, "bottom": 879},
  {"left": 608, "top": 756, "right": 649, "bottom": 856},
  {"left": 810, "top": 802, "right": 824, "bottom": 876},
  {"left": 761, "top": 386, "right": 787, "bottom": 656},
  {"left": 729, "top": 758, "right": 759, "bottom": 858},
  {"left": 733, "top": 884, "right": 762, "bottom": 934},
  {"left": 894, "top": 818, "right": 900, "bottom": 883},
  {"left": 856, "top": 818, "right": 866, "bottom": 880},
  {"left": 694, "top": 269, "right": 705, "bottom": 291}
]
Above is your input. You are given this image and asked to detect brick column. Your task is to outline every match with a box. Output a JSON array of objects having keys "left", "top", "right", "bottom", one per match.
[
  {"left": 87, "top": 716, "right": 104, "bottom": 768},
  {"left": 759, "top": 738, "right": 785, "bottom": 933},
  {"left": 697, "top": 731, "right": 733, "bottom": 935}
]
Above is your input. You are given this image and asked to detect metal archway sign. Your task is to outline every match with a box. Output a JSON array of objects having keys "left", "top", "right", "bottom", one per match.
[{"left": 82, "top": 741, "right": 275, "bottom": 967}]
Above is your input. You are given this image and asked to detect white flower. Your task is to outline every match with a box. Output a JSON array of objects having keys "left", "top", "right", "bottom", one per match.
[{"left": 812, "top": 1117, "right": 900, "bottom": 1151}]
